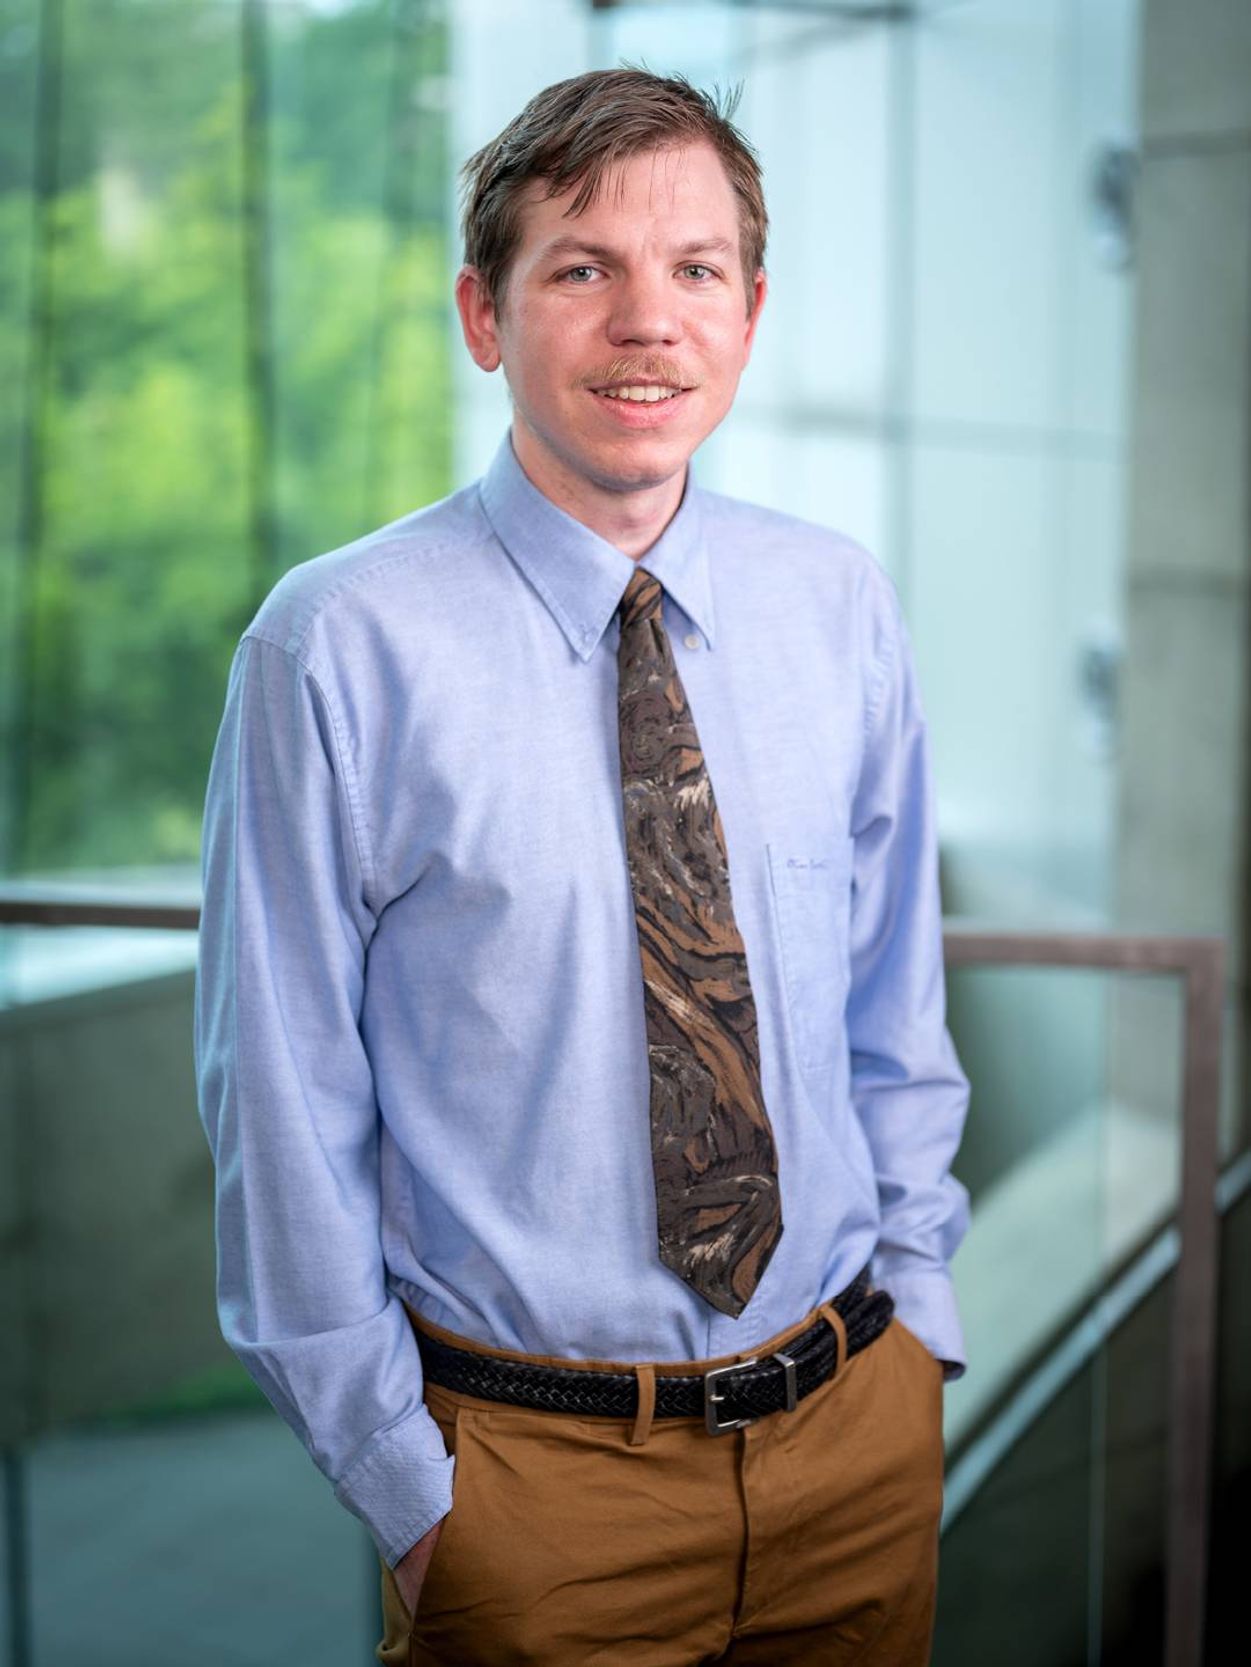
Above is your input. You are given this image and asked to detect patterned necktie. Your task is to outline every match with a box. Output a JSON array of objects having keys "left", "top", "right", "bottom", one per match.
[{"left": 616, "top": 565, "right": 783, "bottom": 1318}]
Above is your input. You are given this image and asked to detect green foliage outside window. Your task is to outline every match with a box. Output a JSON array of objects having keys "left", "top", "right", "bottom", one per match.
[{"left": 0, "top": 0, "right": 452, "bottom": 875}]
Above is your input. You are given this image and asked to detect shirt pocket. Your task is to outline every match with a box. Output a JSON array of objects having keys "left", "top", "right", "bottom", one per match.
[{"left": 766, "top": 837, "right": 855, "bottom": 1074}]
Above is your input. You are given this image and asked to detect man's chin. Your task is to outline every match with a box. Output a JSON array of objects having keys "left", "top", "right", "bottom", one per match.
[
  {"left": 577, "top": 436, "right": 694, "bottom": 496},
  {"left": 513, "top": 411, "right": 703, "bottom": 502}
]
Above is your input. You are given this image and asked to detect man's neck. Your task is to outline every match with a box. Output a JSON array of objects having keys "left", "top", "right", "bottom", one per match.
[{"left": 511, "top": 423, "right": 686, "bottom": 562}]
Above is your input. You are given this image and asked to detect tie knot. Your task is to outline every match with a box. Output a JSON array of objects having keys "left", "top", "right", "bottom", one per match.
[{"left": 618, "top": 566, "right": 663, "bottom": 630}]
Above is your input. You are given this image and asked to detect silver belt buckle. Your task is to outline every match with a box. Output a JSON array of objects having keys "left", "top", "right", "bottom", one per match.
[{"left": 703, "top": 1356, "right": 759, "bottom": 1435}]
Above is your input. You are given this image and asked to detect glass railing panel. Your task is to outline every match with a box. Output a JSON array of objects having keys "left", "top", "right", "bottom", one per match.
[
  {"left": 935, "top": 961, "right": 1184, "bottom": 1667},
  {"left": 0, "top": 921, "right": 382, "bottom": 1665}
]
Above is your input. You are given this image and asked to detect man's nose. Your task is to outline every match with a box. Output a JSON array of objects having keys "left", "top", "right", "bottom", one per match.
[{"left": 605, "top": 271, "right": 682, "bottom": 346}]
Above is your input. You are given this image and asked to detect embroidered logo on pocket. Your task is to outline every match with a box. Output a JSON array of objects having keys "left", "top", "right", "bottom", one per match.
[{"left": 766, "top": 838, "right": 854, "bottom": 1074}]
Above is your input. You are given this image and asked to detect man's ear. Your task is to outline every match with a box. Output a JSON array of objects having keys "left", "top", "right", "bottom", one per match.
[
  {"left": 742, "top": 268, "right": 767, "bottom": 362},
  {"left": 455, "top": 266, "right": 502, "bottom": 372}
]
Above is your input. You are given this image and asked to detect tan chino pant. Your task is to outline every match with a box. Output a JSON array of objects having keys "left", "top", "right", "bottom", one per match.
[{"left": 376, "top": 1300, "right": 945, "bottom": 1666}]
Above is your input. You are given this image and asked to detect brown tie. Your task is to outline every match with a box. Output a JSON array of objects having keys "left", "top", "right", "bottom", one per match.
[{"left": 616, "top": 565, "right": 783, "bottom": 1318}]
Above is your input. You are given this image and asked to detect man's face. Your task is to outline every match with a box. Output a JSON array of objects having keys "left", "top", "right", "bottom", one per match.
[{"left": 457, "top": 141, "right": 766, "bottom": 501}]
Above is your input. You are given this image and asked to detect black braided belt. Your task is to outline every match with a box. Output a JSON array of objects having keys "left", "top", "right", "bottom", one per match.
[{"left": 416, "top": 1264, "right": 895, "bottom": 1435}]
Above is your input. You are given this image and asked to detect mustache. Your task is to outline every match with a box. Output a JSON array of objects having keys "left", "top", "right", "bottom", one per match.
[{"left": 577, "top": 355, "right": 692, "bottom": 390}]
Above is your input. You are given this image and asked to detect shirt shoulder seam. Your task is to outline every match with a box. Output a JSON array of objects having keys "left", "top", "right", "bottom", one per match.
[{"left": 258, "top": 507, "right": 497, "bottom": 660}]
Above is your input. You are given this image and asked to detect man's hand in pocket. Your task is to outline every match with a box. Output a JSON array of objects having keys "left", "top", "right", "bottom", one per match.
[{"left": 394, "top": 1517, "right": 446, "bottom": 1618}]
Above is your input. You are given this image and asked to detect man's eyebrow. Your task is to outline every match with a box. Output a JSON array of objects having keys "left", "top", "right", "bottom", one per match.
[{"left": 536, "top": 234, "right": 738, "bottom": 263}]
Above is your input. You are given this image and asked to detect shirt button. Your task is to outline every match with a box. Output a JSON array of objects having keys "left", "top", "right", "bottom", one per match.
[{"left": 683, "top": 632, "right": 701, "bottom": 651}]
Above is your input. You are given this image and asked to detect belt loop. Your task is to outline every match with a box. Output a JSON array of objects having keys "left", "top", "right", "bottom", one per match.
[
  {"left": 818, "top": 1302, "right": 847, "bottom": 1378},
  {"left": 629, "top": 1363, "right": 656, "bottom": 1446}
]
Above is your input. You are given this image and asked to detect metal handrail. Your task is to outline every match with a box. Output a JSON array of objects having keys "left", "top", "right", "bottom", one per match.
[
  {"left": 0, "top": 894, "right": 1225, "bottom": 1667},
  {"left": 0, "top": 892, "right": 200, "bottom": 931}
]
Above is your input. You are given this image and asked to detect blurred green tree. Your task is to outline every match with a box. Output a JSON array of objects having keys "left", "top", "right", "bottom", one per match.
[{"left": 1, "top": 0, "right": 451, "bottom": 873}]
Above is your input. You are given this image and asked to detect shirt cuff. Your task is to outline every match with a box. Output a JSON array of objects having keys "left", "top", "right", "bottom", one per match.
[
  {"left": 871, "top": 1259, "right": 967, "bottom": 1383},
  {"left": 332, "top": 1407, "right": 456, "bottom": 1569}
]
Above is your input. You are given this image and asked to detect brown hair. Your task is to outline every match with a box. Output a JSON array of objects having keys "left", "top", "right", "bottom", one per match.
[{"left": 459, "top": 66, "right": 768, "bottom": 314}]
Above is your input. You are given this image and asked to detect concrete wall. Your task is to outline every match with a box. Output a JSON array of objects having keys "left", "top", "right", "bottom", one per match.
[{"left": 0, "top": 967, "right": 223, "bottom": 1446}]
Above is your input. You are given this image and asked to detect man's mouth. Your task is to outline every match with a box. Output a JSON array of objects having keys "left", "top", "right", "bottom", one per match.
[{"left": 590, "top": 383, "right": 687, "bottom": 403}]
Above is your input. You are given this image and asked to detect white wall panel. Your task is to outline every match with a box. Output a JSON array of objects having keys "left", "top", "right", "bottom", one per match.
[
  {"left": 745, "top": 26, "right": 891, "bottom": 418},
  {"left": 908, "top": 442, "right": 1061, "bottom": 845},
  {"left": 911, "top": 0, "right": 1067, "bottom": 430}
]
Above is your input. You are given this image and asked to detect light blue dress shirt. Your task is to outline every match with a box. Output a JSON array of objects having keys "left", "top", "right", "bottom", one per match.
[{"left": 194, "top": 430, "right": 971, "bottom": 1569}]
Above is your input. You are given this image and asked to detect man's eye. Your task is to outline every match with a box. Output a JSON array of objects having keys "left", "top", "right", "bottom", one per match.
[
  {"left": 682, "top": 265, "right": 714, "bottom": 280},
  {"left": 563, "top": 266, "right": 598, "bottom": 283}
]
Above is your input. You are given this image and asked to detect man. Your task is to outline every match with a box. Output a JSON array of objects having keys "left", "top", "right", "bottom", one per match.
[{"left": 195, "top": 66, "right": 971, "bottom": 1666}]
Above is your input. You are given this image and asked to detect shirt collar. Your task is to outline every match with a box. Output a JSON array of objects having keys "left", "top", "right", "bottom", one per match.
[{"left": 478, "top": 430, "right": 717, "bottom": 662}]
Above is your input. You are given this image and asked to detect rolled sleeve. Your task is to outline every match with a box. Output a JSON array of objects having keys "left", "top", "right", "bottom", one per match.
[
  {"left": 193, "top": 633, "right": 453, "bottom": 1564},
  {"left": 848, "top": 577, "right": 971, "bottom": 1379}
]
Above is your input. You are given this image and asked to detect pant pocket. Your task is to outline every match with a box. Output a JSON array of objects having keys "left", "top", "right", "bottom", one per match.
[
  {"left": 405, "top": 1400, "right": 496, "bottom": 1663},
  {"left": 374, "top": 1392, "right": 468, "bottom": 1665},
  {"left": 375, "top": 1555, "right": 416, "bottom": 1666}
]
